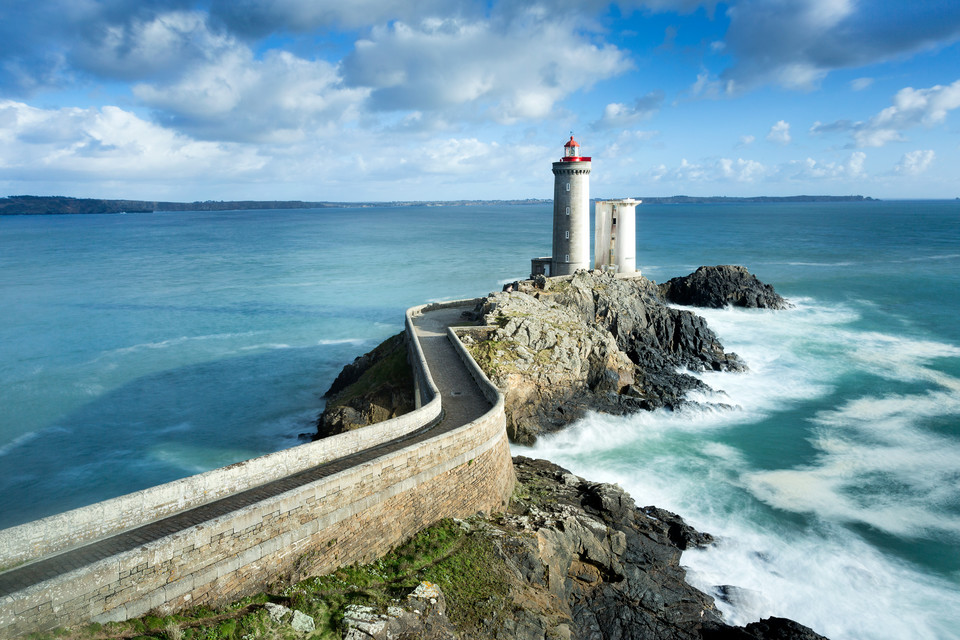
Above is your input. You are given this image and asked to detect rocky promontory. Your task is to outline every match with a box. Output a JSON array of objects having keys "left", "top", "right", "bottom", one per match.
[
  {"left": 315, "top": 266, "right": 788, "bottom": 446},
  {"left": 337, "top": 456, "right": 826, "bottom": 640},
  {"left": 461, "top": 269, "right": 750, "bottom": 444}
]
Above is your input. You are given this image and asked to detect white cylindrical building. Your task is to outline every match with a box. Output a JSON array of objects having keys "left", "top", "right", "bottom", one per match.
[
  {"left": 613, "top": 199, "right": 638, "bottom": 274},
  {"left": 594, "top": 198, "right": 640, "bottom": 274},
  {"left": 551, "top": 136, "right": 591, "bottom": 276}
]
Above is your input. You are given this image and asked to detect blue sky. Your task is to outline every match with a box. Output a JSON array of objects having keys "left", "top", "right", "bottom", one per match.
[{"left": 1, "top": 0, "right": 959, "bottom": 201}]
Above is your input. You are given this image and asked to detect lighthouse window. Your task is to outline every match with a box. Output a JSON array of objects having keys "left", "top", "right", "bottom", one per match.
[
  {"left": 565, "top": 254, "right": 570, "bottom": 262},
  {"left": 565, "top": 231, "right": 569, "bottom": 239},
  {"left": 565, "top": 183, "right": 571, "bottom": 192},
  {"left": 565, "top": 206, "right": 570, "bottom": 215}
]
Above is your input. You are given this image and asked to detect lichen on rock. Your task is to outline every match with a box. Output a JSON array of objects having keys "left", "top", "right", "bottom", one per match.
[{"left": 465, "top": 270, "right": 750, "bottom": 444}]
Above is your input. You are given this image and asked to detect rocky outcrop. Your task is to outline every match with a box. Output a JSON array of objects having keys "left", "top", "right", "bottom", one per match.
[
  {"left": 659, "top": 266, "right": 790, "bottom": 310},
  {"left": 489, "top": 456, "right": 722, "bottom": 640},
  {"left": 489, "top": 457, "right": 827, "bottom": 640},
  {"left": 341, "top": 581, "right": 457, "bottom": 639},
  {"left": 315, "top": 267, "right": 788, "bottom": 445},
  {"left": 463, "top": 270, "right": 746, "bottom": 444},
  {"left": 327, "top": 457, "right": 828, "bottom": 640},
  {"left": 315, "top": 332, "right": 415, "bottom": 438}
]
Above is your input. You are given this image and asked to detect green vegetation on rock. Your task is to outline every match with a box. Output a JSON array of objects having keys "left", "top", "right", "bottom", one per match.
[{"left": 27, "top": 520, "right": 509, "bottom": 640}]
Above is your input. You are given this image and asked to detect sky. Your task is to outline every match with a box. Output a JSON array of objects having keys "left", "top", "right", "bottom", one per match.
[{"left": 1, "top": 0, "right": 959, "bottom": 201}]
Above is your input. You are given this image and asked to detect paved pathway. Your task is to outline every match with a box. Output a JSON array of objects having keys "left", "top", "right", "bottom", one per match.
[{"left": 0, "top": 304, "right": 490, "bottom": 598}]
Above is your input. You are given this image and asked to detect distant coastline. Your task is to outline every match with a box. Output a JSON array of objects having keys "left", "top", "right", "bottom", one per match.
[{"left": 1, "top": 194, "right": 878, "bottom": 215}]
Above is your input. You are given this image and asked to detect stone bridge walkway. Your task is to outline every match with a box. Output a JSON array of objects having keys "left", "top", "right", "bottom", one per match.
[{"left": 0, "top": 303, "right": 490, "bottom": 599}]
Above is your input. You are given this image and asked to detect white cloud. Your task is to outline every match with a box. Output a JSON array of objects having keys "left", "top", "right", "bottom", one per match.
[
  {"left": 73, "top": 10, "right": 235, "bottom": 81},
  {"left": 719, "top": 157, "right": 767, "bottom": 181},
  {"left": 738, "top": 134, "right": 755, "bottom": 146},
  {"left": 341, "top": 12, "right": 632, "bottom": 122},
  {"left": 766, "top": 120, "right": 791, "bottom": 145},
  {"left": 788, "top": 151, "right": 866, "bottom": 180},
  {"left": 594, "top": 92, "right": 664, "bottom": 129},
  {"left": 686, "top": 69, "right": 735, "bottom": 100},
  {"left": 851, "top": 77, "right": 874, "bottom": 91},
  {"left": 134, "top": 48, "right": 368, "bottom": 143},
  {"left": 0, "top": 100, "right": 264, "bottom": 181},
  {"left": 721, "top": 0, "right": 960, "bottom": 91},
  {"left": 209, "top": 0, "right": 464, "bottom": 35},
  {"left": 811, "top": 79, "right": 960, "bottom": 148},
  {"left": 895, "top": 150, "right": 935, "bottom": 176},
  {"left": 650, "top": 156, "right": 768, "bottom": 183}
]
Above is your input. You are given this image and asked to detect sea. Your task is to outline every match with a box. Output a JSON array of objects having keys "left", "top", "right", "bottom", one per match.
[{"left": 1, "top": 201, "right": 958, "bottom": 639}]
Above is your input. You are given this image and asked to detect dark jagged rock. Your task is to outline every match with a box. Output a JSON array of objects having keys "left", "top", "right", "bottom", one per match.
[
  {"left": 315, "top": 332, "right": 415, "bottom": 438},
  {"left": 457, "top": 457, "right": 829, "bottom": 640},
  {"left": 659, "top": 266, "right": 790, "bottom": 310},
  {"left": 463, "top": 270, "right": 747, "bottom": 444},
  {"left": 701, "top": 617, "right": 829, "bottom": 640}
]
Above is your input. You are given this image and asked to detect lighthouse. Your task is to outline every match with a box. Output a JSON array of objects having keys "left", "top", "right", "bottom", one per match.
[{"left": 550, "top": 135, "right": 592, "bottom": 276}]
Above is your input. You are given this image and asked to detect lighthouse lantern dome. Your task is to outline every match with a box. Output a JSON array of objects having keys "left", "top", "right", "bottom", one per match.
[{"left": 561, "top": 135, "right": 589, "bottom": 162}]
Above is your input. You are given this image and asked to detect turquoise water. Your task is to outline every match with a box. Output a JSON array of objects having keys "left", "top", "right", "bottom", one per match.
[{"left": 2, "top": 201, "right": 959, "bottom": 638}]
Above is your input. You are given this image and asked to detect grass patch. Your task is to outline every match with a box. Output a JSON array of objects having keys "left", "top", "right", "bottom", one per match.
[
  {"left": 325, "top": 340, "right": 413, "bottom": 409},
  {"left": 26, "top": 520, "right": 512, "bottom": 640},
  {"left": 466, "top": 339, "right": 524, "bottom": 377}
]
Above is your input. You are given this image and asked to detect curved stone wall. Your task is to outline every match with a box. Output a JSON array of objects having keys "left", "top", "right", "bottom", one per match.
[{"left": 0, "top": 301, "right": 514, "bottom": 639}]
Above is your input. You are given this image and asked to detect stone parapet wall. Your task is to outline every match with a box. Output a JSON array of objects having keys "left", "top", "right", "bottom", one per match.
[{"left": 0, "top": 301, "right": 514, "bottom": 639}]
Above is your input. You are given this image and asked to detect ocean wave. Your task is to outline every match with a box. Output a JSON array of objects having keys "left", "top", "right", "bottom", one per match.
[
  {"left": 316, "top": 338, "right": 368, "bottom": 346},
  {"left": 0, "top": 426, "right": 70, "bottom": 458},
  {"left": 521, "top": 297, "right": 960, "bottom": 639},
  {"left": 681, "top": 517, "right": 960, "bottom": 640},
  {"left": 239, "top": 343, "right": 292, "bottom": 351},
  {"left": 101, "top": 332, "right": 260, "bottom": 357},
  {"left": 745, "top": 383, "right": 960, "bottom": 539},
  {"left": 903, "top": 253, "right": 960, "bottom": 262},
  {"left": 784, "top": 260, "right": 857, "bottom": 267}
]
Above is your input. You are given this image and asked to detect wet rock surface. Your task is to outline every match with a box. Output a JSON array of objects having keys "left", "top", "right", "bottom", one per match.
[{"left": 658, "top": 266, "right": 790, "bottom": 310}]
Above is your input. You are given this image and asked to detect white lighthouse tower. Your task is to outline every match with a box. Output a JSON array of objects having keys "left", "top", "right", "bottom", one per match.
[{"left": 550, "top": 135, "right": 592, "bottom": 276}]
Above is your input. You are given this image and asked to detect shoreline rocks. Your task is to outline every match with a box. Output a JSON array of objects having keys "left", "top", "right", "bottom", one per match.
[
  {"left": 330, "top": 456, "right": 827, "bottom": 640},
  {"left": 313, "top": 265, "right": 789, "bottom": 445},
  {"left": 463, "top": 269, "right": 751, "bottom": 444},
  {"left": 315, "top": 332, "right": 415, "bottom": 438},
  {"left": 659, "top": 265, "right": 790, "bottom": 310}
]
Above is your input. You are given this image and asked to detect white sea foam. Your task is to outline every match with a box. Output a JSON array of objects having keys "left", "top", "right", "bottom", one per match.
[
  {"left": 240, "top": 343, "right": 292, "bottom": 351},
  {"left": 0, "top": 430, "right": 42, "bottom": 458},
  {"left": 103, "top": 332, "right": 259, "bottom": 357},
  {"left": 903, "top": 253, "right": 960, "bottom": 262},
  {"left": 681, "top": 518, "right": 960, "bottom": 640},
  {"left": 784, "top": 260, "right": 857, "bottom": 267},
  {"left": 316, "top": 338, "right": 368, "bottom": 346},
  {"left": 521, "top": 299, "right": 960, "bottom": 639}
]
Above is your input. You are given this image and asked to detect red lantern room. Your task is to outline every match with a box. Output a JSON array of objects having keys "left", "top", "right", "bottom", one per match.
[{"left": 561, "top": 135, "right": 590, "bottom": 162}]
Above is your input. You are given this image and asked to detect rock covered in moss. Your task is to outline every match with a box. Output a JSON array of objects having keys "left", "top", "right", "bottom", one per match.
[
  {"left": 315, "top": 332, "right": 415, "bottom": 438},
  {"left": 466, "top": 271, "right": 745, "bottom": 444}
]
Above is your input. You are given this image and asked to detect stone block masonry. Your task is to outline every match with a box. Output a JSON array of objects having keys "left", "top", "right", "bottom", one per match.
[{"left": 0, "top": 301, "right": 515, "bottom": 639}]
